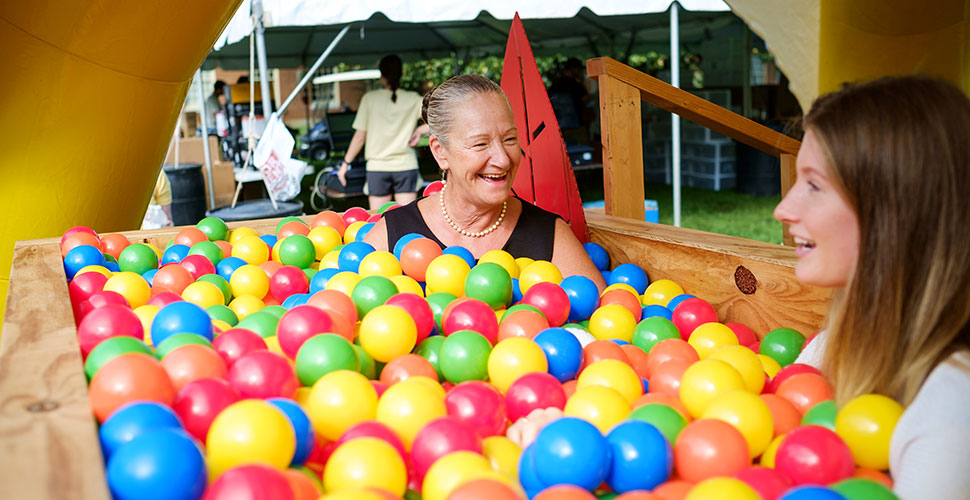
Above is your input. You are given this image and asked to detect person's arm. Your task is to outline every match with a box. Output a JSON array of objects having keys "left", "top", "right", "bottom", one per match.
[
  {"left": 337, "top": 129, "right": 367, "bottom": 186},
  {"left": 409, "top": 123, "right": 430, "bottom": 147},
  {"left": 551, "top": 218, "right": 607, "bottom": 292},
  {"left": 361, "top": 216, "right": 389, "bottom": 252},
  {"left": 161, "top": 204, "right": 174, "bottom": 227}
]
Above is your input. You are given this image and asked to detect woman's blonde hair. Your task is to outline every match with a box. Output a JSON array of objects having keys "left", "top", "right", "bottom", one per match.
[
  {"left": 806, "top": 75, "right": 970, "bottom": 405},
  {"left": 421, "top": 74, "right": 507, "bottom": 145}
]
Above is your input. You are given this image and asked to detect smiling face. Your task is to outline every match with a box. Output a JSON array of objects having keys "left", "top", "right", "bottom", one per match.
[
  {"left": 429, "top": 92, "right": 521, "bottom": 208},
  {"left": 774, "top": 129, "right": 860, "bottom": 288}
]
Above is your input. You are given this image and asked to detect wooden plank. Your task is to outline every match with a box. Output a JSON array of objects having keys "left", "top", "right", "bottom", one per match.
[
  {"left": 587, "top": 57, "right": 801, "bottom": 158},
  {"left": 597, "top": 74, "right": 645, "bottom": 220},
  {"left": 780, "top": 153, "right": 797, "bottom": 246},
  {"left": 0, "top": 242, "right": 110, "bottom": 500},
  {"left": 585, "top": 211, "right": 831, "bottom": 336}
]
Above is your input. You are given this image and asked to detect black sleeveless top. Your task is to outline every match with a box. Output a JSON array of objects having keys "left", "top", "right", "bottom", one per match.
[{"left": 384, "top": 197, "right": 559, "bottom": 261}]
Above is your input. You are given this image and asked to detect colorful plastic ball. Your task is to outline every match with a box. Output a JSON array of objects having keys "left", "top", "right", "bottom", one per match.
[
  {"left": 355, "top": 251, "right": 400, "bottom": 279},
  {"left": 160, "top": 343, "right": 227, "bottom": 392},
  {"left": 227, "top": 349, "right": 298, "bottom": 399},
  {"left": 583, "top": 242, "right": 610, "bottom": 270},
  {"left": 357, "top": 304, "right": 418, "bottom": 363},
  {"left": 775, "top": 373, "right": 835, "bottom": 415},
  {"left": 295, "top": 334, "right": 359, "bottom": 386},
  {"left": 264, "top": 398, "right": 315, "bottom": 467},
  {"left": 775, "top": 425, "right": 855, "bottom": 485},
  {"left": 685, "top": 477, "right": 762, "bottom": 500},
  {"left": 84, "top": 336, "right": 153, "bottom": 381},
  {"left": 518, "top": 260, "right": 563, "bottom": 294},
  {"left": 384, "top": 293, "right": 434, "bottom": 344},
  {"left": 351, "top": 275, "right": 399, "bottom": 318},
  {"left": 180, "top": 254, "right": 218, "bottom": 280},
  {"left": 228, "top": 263, "right": 269, "bottom": 299},
  {"left": 766, "top": 363, "right": 822, "bottom": 393},
  {"left": 564, "top": 384, "right": 631, "bottom": 432},
  {"left": 679, "top": 358, "right": 746, "bottom": 418},
  {"left": 559, "top": 275, "right": 600, "bottom": 322},
  {"left": 268, "top": 265, "right": 310, "bottom": 302},
  {"left": 323, "top": 437, "right": 407, "bottom": 496},
  {"left": 439, "top": 330, "right": 492, "bottom": 383},
  {"left": 732, "top": 466, "right": 794, "bottom": 500},
  {"left": 415, "top": 336, "right": 446, "bottom": 380},
  {"left": 632, "top": 316, "right": 681, "bottom": 355},
  {"left": 444, "top": 381, "right": 508, "bottom": 437},
  {"left": 307, "top": 225, "right": 343, "bottom": 261},
  {"left": 759, "top": 328, "right": 806, "bottom": 367},
  {"left": 670, "top": 298, "right": 718, "bottom": 340},
  {"left": 674, "top": 418, "right": 750, "bottom": 483},
  {"left": 150, "top": 301, "right": 213, "bottom": 347},
  {"left": 187, "top": 241, "right": 225, "bottom": 266},
  {"left": 233, "top": 308, "right": 277, "bottom": 336},
  {"left": 275, "top": 235, "right": 315, "bottom": 269},
  {"left": 589, "top": 303, "right": 638, "bottom": 342},
  {"left": 172, "top": 377, "right": 240, "bottom": 442},
  {"left": 532, "top": 416, "right": 611, "bottom": 490},
  {"left": 498, "top": 309, "right": 549, "bottom": 342},
  {"left": 581, "top": 338, "right": 630, "bottom": 371},
  {"left": 153, "top": 332, "right": 213, "bottom": 360},
  {"left": 99, "top": 401, "right": 183, "bottom": 460},
  {"left": 709, "top": 345, "right": 766, "bottom": 394},
  {"left": 342, "top": 206, "right": 370, "bottom": 225},
  {"left": 521, "top": 281, "right": 571, "bottom": 327},
  {"left": 463, "top": 262, "right": 513, "bottom": 310},
  {"left": 834, "top": 394, "right": 903, "bottom": 470},
  {"left": 377, "top": 353, "right": 435, "bottom": 386},
  {"left": 391, "top": 232, "right": 424, "bottom": 259},
  {"left": 178, "top": 281, "right": 222, "bottom": 309},
  {"left": 398, "top": 238, "right": 441, "bottom": 282},
  {"left": 77, "top": 304, "right": 144, "bottom": 359},
  {"left": 642, "top": 304, "right": 673, "bottom": 321},
  {"left": 777, "top": 486, "right": 847, "bottom": 500},
  {"left": 530, "top": 327, "right": 581, "bottom": 382},
  {"left": 206, "top": 304, "right": 238, "bottom": 328},
  {"left": 424, "top": 254, "right": 470, "bottom": 297},
  {"left": 116, "top": 243, "right": 159, "bottom": 276},
  {"left": 232, "top": 235, "right": 270, "bottom": 265},
  {"left": 205, "top": 464, "right": 296, "bottom": 500},
  {"left": 336, "top": 241, "right": 374, "bottom": 272},
  {"left": 152, "top": 264, "right": 193, "bottom": 296},
  {"left": 160, "top": 244, "right": 189, "bottom": 265},
  {"left": 106, "top": 428, "right": 206, "bottom": 500},
  {"left": 308, "top": 267, "right": 339, "bottom": 293},
  {"left": 448, "top": 477, "right": 523, "bottom": 500},
  {"left": 411, "top": 416, "right": 483, "bottom": 477},
  {"left": 801, "top": 400, "right": 838, "bottom": 430},
  {"left": 194, "top": 216, "right": 228, "bottom": 241},
  {"left": 629, "top": 403, "right": 688, "bottom": 444},
  {"left": 701, "top": 389, "right": 774, "bottom": 459},
  {"left": 206, "top": 399, "right": 297, "bottom": 478},
  {"left": 77, "top": 290, "right": 131, "bottom": 321},
  {"left": 64, "top": 244, "right": 107, "bottom": 280},
  {"left": 688, "top": 322, "right": 739, "bottom": 359},
  {"left": 212, "top": 327, "right": 266, "bottom": 365},
  {"left": 487, "top": 337, "right": 549, "bottom": 393},
  {"left": 761, "top": 394, "right": 803, "bottom": 439},
  {"left": 422, "top": 451, "right": 496, "bottom": 500},
  {"left": 577, "top": 359, "right": 643, "bottom": 404},
  {"left": 89, "top": 353, "right": 175, "bottom": 422},
  {"left": 502, "top": 371, "right": 566, "bottom": 423},
  {"left": 376, "top": 378, "right": 448, "bottom": 449},
  {"left": 608, "top": 263, "right": 649, "bottom": 295},
  {"left": 443, "top": 297, "right": 499, "bottom": 343},
  {"left": 642, "top": 279, "right": 685, "bottom": 308},
  {"left": 600, "top": 290, "right": 644, "bottom": 324},
  {"left": 310, "top": 210, "right": 346, "bottom": 234},
  {"left": 830, "top": 478, "right": 897, "bottom": 500},
  {"left": 644, "top": 338, "right": 698, "bottom": 383},
  {"left": 725, "top": 322, "right": 759, "bottom": 348},
  {"left": 61, "top": 225, "right": 99, "bottom": 249},
  {"left": 306, "top": 370, "right": 378, "bottom": 441},
  {"left": 606, "top": 420, "right": 673, "bottom": 492}
]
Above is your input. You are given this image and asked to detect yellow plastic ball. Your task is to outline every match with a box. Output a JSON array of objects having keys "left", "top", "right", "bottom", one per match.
[
  {"left": 701, "top": 389, "right": 774, "bottom": 459},
  {"left": 425, "top": 254, "right": 471, "bottom": 297},
  {"left": 306, "top": 370, "right": 378, "bottom": 441},
  {"left": 206, "top": 399, "right": 296, "bottom": 478},
  {"left": 679, "top": 358, "right": 747, "bottom": 418},
  {"left": 487, "top": 337, "right": 549, "bottom": 393},
  {"left": 685, "top": 477, "right": 761, "bottom": 500},
  {"left": 307, "top": 225, "right": 343, "bottom": 260},
  {"left": 323, "top": 437, "right": 407, "bottom": 496},
  {"left": 229, "top": 226, "right": 259, "bottom": 245},
  {"left": 76, "top": 265, "right": 112, "bottom": 278},
  {"left": 389, "top": 275, "right": 424, "bottom": 296},
  {"left": 514, "top": 257, "right": 534, "bottom": 278},
  {"left": 228, "top": 294, "right": 264, "bottom": 320},
  {"left": 577, "top": 359, "right": 643, "bottom": 405},
  {"left": 757, "top": 353, "right": 782, "bottom": 379},
  {"left": 710, "top": 345, "right": 766, "bottom": 393},
  {"left": 688, "top": 322, "right": 739, "bottom": 359},
  {"left": 231, "top": 235, "right": 270, "bottom": 265},
  {"left": 358, "top": 250, "right": 403, "bottom": 278},
  {"left": 271, "top": 240, "right": 283, "bottom": 263},
  {"left": 482, "top": 436, "right": 521, "bottom": 480},
  {"left": 406, "top": 375, "right": 447, "bottom": 399},
  {"left": 835, "top": 393, "right": 904, "bottom": 470},
  {"left": 358, "top": 305, "right": 418, "bottom": 363},
  {"left": 518, "top": 260, "right": 562, "bottom": 294},
  {"left": 421, "top": 451, "right": 494, "bottom": 500},
  {"left": 641, "top": 279, "right": 685, "bottom": 307},
  {"left": 759, "top": 434, "right": 786, "bottom": 467},
  {"left": 319, "top": 249, "right": 341, "bottom": 270},
  {"left": 344, "top": 221, "right": 367, "bottom": 244},
  {"left": 181, "top": 281, "right": 225, "bottom": 309},
  {"left": 229, "top": 264, "right": 270, "bottom": 299},
  {"left": 325, "top": 271, "right": 361, "bottom": 296},
  {"left": 103, "top": 271, "right": 152, "bottom": 309},
  {"left": 211, "top": 319, "right": 232, "bottom": 332},
  {"left": 588, "top": 303, "right": 637, "bottom": 342},
  {"left": 133, "top": 305, "right": 160, "bottom": 343},
  {"left": 320, "top": 490, "right": 386, "bottom": 500},
  {"left": 563, "top": 385, "right": 631, "bottom": 433},
  {"left": 144, "top": 243, "right": 164, "bottom": 261},
  {"left": 376, "top": 378, "right": 447, "bottom": 450},
  {"left": 263, "top": 335, "right": 286, "bottom": 357},
  {"left": 479, "top": 250, "right": 518, "bottom": 279},
  {"left": 602, "top": 282, "right": 640, "bottom": 298},
  {"left": 293, "top": 386, "right": 312, "bottom": 407}
]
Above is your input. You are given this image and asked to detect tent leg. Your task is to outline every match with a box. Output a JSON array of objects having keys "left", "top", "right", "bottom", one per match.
[
  {"left": 253, "top": 0, "right": 274, "bottom": 115},
  {"left": 670, "top": 2, "right": 682, "bottom": 228}
]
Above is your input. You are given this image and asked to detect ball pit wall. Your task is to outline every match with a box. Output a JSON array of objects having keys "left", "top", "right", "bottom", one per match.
[{"left": 0, "top": 212, "right": 830, "bottom": 499}]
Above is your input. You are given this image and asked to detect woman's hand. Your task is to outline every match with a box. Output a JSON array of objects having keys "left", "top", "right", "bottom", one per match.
[
  {"left": 506, "top": 407, "right": 564, "bottom": 448},
  {"left": 337, "top": 161, "right": 349, "bottom": 186}
]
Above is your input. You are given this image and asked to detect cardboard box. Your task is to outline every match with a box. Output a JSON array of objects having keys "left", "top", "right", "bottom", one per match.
[
  {"left": 164, "top": 136, "right": 221, "bottom": 165},
  {"left": 201, "top": 161, "right": 236, "bottom": 209}
]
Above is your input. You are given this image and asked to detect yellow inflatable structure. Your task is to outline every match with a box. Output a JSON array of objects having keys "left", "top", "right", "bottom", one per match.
[{"left": 0, "top": 1, "right": 241, "bottom": 325}]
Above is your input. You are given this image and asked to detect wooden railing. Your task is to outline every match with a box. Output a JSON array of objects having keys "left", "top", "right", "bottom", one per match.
[{"left": 587, "top": 57, "right": 800, "bottom": 238}]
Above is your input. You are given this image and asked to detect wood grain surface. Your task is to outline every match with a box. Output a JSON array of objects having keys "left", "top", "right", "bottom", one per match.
[{"left": 597, "top": 74, "right": 645, "bottom": 220}]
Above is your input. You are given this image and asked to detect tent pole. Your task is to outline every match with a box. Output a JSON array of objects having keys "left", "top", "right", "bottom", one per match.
[
  {"left": 277, "top": 25, "right": 351, "bottom": 115},
  {"left": 253, "top": 0, "right": 274, "bottom": 115},
  {"left": 670, "top": 2, "right": 682, "bottom": 227},
  {"left": 196, "top": 68, "right": 216, "bottom": 210}
]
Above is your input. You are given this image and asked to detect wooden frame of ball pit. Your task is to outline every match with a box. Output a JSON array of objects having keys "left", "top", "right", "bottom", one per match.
[{"left": 0, "top": 60, "right": 832, "bottom": 500}]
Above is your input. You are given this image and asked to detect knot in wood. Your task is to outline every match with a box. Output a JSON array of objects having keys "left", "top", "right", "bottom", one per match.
[
  {"left": 26, "top": 400, "right": 60, "bottom": 413},
  {"left": 734, "top": 265, "right": 757, "bottom": 295}
]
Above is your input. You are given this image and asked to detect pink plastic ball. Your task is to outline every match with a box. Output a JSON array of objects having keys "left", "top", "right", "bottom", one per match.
[
  {"left": 505, "top": 372, "right": 568, "bottom": 422},
  {"left": 147, "top": 291, "right": 184, "bottom": 308},
  {"left": 671, "top": 297, "right": 719, "bottom": 340},
  {"left": 77, "top": 304, "right": 143, "bottom": 359},
  {"left": 342, "top": 207, "right": 370, "bottom": 226},
  {"left": 212, "top": 328, "right": 268, "bottom": 366},
  {"left": 774, "top": 425, "right": 855, "bottom": 485},
  {"left": 725, "top": 322, "right": 759, "bottom": 348},
  {"left": 227, "top": 350, "right": 298, "bottom": 399},
  {"left": 442, "top": 298, "right": 499, "bottom": 344},
  {"left": 765, "top": 363, "right": 823, "bottom": 393},
  {"left": 385, "top": 293, "right": 435, "bottom": 345},
  {"left": 179, "top": 254, "right": 216, "bottom": 280},
  {"left": 269, "top": 266, "right": 309, "bottom": 302},
  {"left": 204, "top": 464, "right": 296, "bottom": 500},
  {"left": 172, "top": 377, "right": 240, "bottom": 442},
  {"left": 521, "top": 282, "right": 571, "bottom": 327},
  {"left": 276, "top": 305, "right": 339, "bottom": 359},
  {"left": 410, "top": 416, "right": 483, "bottom": 477},
  {"left": 445, "top": 381, "right": 509, "bottom": 437},
  {"left": 734, "top": 466, "right": 793, "bottom": 500},
  {"left": 77, "top": 290, "right": 130, "bottom": 322}
]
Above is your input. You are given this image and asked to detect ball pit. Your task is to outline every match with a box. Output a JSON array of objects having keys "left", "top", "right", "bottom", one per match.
[{"left": 2, "top": 210, "right": 886, "bottom": 500}]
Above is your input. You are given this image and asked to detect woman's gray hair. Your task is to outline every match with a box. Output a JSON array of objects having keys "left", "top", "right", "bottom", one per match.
[{"left": 422, "top": 75, "right": 509, "bottom": 144}]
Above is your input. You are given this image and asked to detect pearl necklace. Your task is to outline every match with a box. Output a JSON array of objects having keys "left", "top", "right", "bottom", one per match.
[{"left": 438, "top": 184, "right": 507, "bottom": 238}]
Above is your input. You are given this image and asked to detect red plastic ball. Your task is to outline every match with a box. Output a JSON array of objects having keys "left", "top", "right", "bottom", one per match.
[
  {"left": 725, "top": 322, "right": 759, "bottom": 348},
  {"left": 172, "top": 377, "right": 240, "bottom": 441},
  {"left": 521, "top": 282, "right": 571, "bottom": 327},
  {"left": 276, "top": 305, "right": 340, "bottom": 359},
  {"left": 212, "top": 328, "right": 268, "bottom": 366},
  {"left": 269, "top": 266, "right": 310, "bottom": 302},
  {"left": 410, "top": 416, "right": 483, "bottom": 477},
  {"left": 342, "top": 207, "right": 370, "bottom": 226},
  {"left": 179, "top": 254, "right": 216, "bottom": 280},
  {"left": 671, "top": 298, "right": 718, "bottom": 340},
  {"left": 77, "top": 304, "right": 143, "bottom": 358},
  {"left": 366, "top": 213, "right": 382, "bottom": 223},
  {"left": 765, "top": 363, "right": 823, "bottom": 393},
  {"left": 379, "top": 354, "right": 438, "bottom": 385},
  {"left": 204, "top": 464, "right": 296, "bottom": 500},
  {"left": 442, "top": 297, "right": 499, "bottom": 344},
  {"left": 147, "top": 291, "right": 184, "bottom": 308},
  {"left": 77, "top": 290, "right": 130, "bottom": 322},
  {"left": 445, "top": 380, "right": 508, "bottom": 437},
  {"left": 69, "top": 271, "right": 108, "bottom": 319},
  {"left": 774, "top": 425, "right": 855, "bottom": 485},
  {"left": 422, "top": 181, "right": 444, "bottom": 196},
  {"left": 385, "top": 293, "right": 435, "bottom": 344},
  {"left": 227, "top": 349, "right": 298, "bottom": 399},
  {"left": 505, "top": 372, "right": 567, "bottom": 422},
  {"left": 734, "top": 466, "right": 792, "bottom": 500},
  {"left": 336, "top": 421, "right": 407, "bottom": 463}
]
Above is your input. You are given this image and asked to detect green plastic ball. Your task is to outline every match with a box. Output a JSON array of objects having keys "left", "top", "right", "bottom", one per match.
[
  {"left": 236, "top": 311, "right": 280, "bottom": 338},
  {"left": 198, "top": 274, "right": 232, "bottom": 305},
  {"left": 350, "top": 275, "right": 398, "bottom": 318},
  {"left": 628, "top": 403, "right": 688, "bottom": 443},
  {"left": 295, "top": 334, "right": 360, "bottom": 386},
  {"left": 632, "top": 316, "right": 681, "bottom": 354},
  {"left": 118, "top": 243, "right": 159, "bottom": 275},
  {"left": 438, "top": 330, "right": 491, "bottom": 383},
  {"left": 759, "top": 327, "right": 807, "bottom": 367},
  {"left": 351, "top": 344, "right": 377, "bottom": 379},
  {"left": 84, "top": 336, "right": 152, "bottom": 380},
  {"left": 206, "top": 304, "right": 238, "bottom": 326},
  {"left": 154, "top": 333, "right": 213, "bottom": 359},
  {"left": 801, "top": 399, "right": 838, "bottom": 430},
  {"left": 278, "top": 234, "right": 316, "bottom": 269},
  {"left": 464, "top": 262, "right": 513, "bottom": 310},
  {"left": 261, "top": 305, "right": 288, "bottom": 320},
  {"left": 196, "top": 216, "right": 229, "bottom": 241},
  {"left": 188, "top": 241, "right": 225, "bottom": 265},
  {"left": 830, "top": 478, "right": 899, "bottom": 500},
  {"left": 415, "top": 336, "right": 446, "bottom": 381},
  {"left": 426, "top": 292, "right": 458, "bottom": 333}
]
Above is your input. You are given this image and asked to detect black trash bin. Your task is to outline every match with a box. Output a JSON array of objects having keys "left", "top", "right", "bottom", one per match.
[
  {"left": 163, "top": 163, "right": 207, "bottom": 225},
  {"left": 736, "top": 121, "right": 786, "bottom": 197}
]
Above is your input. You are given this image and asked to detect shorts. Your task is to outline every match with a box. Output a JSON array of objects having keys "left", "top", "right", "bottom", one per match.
[{"left": 364, "top": 169, "right": 421, "bottom": 197}]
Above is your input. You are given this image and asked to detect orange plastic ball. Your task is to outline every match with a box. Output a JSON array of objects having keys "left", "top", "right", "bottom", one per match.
[
  {"left": 673, "top": 419, "right": 749, "bottom": 483},
  {"left": 446, "top": 478, "right": 523, "bottom": 500},
  {"left": 401, "top": 238, "right": 445, "bottom": 282},
  {"left": 653, "top": 480, "right": 694, "bottom": 500},
  {"left": 580, "top": 339, "right": 631, "bottom": 372},
  {"left": 311, "top": 210, "right": 347, "bottom": 234},
  {"left": 99, "top": 233, "right": 131, "bottom": 260},
  {"left": 61, "top": 231, "right": 101, "bottom": 258},
  {"left": 648, "top": 358, "right": 693, "bottom": 397},
  {"left": 774, "top": 372, "right": 834, "bottom": 415},
  {"left": 599, "top": 288, "right": 643, "bottom": 322},
  {"left": 534, "top": 484, "right": 596, "bottom": 500},
  {"left": 278, "top": 220, "right": 310, "bottom": 239},
  {"left": 89, "top": 352, "right": 175, "bottom": 422},
  {"left": 759, "top": 394, "right": 802, "bottom": 437},
  {"left": 307, "top": 289, "right": 359, "bottom": 324},
  {"left": 153, "top": 264, "right": 194, "bottom": 295},
  {"left": 644, "top": 339, "right": 699, "bottom": 379},
  {"left": 160, "top": 343, "right": 228, "bottom": 392},
  {"left": 620, "top": 343, "right": 651, "bottom": 380},
  {"left": 379, "top": 354, "right": 438, "bottom": 385},
  {"left": 497, "top": 309, "right": 549, "bottom": 341},
  {"left": 174, "top": 227, "right": 208, "bottom": 247}
]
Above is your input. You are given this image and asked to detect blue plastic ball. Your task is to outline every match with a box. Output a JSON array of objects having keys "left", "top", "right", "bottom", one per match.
[
  {"left": 106, "top": 428, "right": 206, "bottom": 500},
  {"left": 99, "top": 401, "right": 183, "bottom": 460},
  {"left": 610, "top": 339, "right": 631, "bottom": 346},
  {"left": 267, "top": 398, "right": 315, "bottom": 466},
  {"left": 600, "top": 269, "right": 611, "bottom": 283},
  {"left": 443, "top": 245, "right": 476, "bottom": 269},
  {"left": 337, "top": 241, "right": 376, "bottom": 273},
  {"left": 216, "top": 256, "right": 247, "bottom": 281},
  {"left": 605, "top": 420, "right": 672, "bottom": 493},
  {"left": 517, "top": 443, "right": 546, "bottom": 498},
  {"left": 259, "top": 234, "right": 278, "bottom": 248},
  {"left": 142, "top": 269, "right": 158, "bottom": 286},
  {"left": 533, "top": 327, "right": 584, "bottom": 382},
  {"left": 779, "top": 486, "right": 848, "bottom": 500},
  {"left": 665, "top": 294, "right": 696, "bottom": 312},
  {"left": 151, "top": 301, "right": 214, "bottom": 346},
  {"left": 608, "top": 263, "right": 649, "bottom": 295},
  {"left": 161, "top": 244, "right": 190, "bottom": 265},
  {"left": 281, "top": 293, "right": 312, "bottom": 309},
  {"left": 309, "top": 268, "right": 340, "bottom": 294},
  {"left": 355, "top": 222, "right": 376, "bottom": 243},
  {"left": 642, "top": 304, "right": 673, "bottom": 320},
  {"left": 64, "top": 244, "right": 106, "bottom": 280},
  {"left": 511, "top": 278, "right": 523, "bottom": 304},
  {"left": 560, "top": 275, "right": 600, "bottom": 322},
  {"left": 393, "top": 233, "right": 425, "bottom": 260},
  {"left": 105, "top": 260, "right": 121, "bottom": 272},
  {"left": 532, "top": 417, "right": 611, "bottom": 491},
  {"left": 583, "top": 242, "right": 610, "bottom": 271}
]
